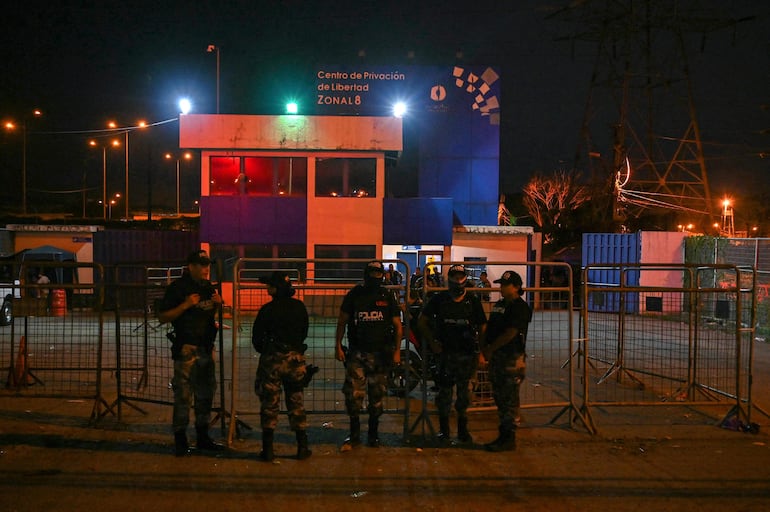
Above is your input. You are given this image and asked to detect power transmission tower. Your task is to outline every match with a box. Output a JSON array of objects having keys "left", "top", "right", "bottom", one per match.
[{"left": 550, "top": 1, "right": 751, "bottom": 229}]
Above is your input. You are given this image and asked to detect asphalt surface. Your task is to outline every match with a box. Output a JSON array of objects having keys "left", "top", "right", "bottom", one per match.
[{"left": 1, "top": 341, "right": 770, "bottom": 512}]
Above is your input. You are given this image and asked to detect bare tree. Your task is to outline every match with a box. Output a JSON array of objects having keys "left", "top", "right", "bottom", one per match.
[{"left": 523, "top": 170, "right": 590, "bottom": 243}]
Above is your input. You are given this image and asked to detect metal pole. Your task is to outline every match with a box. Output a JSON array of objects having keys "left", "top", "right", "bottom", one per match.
[
  {"left": 176, "top": 158, "right": 180, "bottom": 216},
  {"left": 216, "top": 48, "right": 220, "bottom": 114},
  {"left": 125, "top": 131, "right": 129, "bottom": 220},
  {"left": 102, "top": 147, "right": 107, "bottom": 220},
  {"left": 21, "top": 123, "right": 27, "bottom": 215}
]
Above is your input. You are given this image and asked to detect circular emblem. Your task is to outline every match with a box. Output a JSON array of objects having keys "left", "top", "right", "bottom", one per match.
[{"left": 430, "top": 85, "right": 446, "bottom": 102}]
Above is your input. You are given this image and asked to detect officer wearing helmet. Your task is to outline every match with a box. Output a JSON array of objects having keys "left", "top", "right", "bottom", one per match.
[
  {"left": 481, "top": 270, "right": 532, "bottom": 452},
  {"left": 252, "top": 271, "right": 312, "bottom": 461},
  {"left": 335, "top": 261, "right": 402, "bottom": 449},
  {"left": 418, "top": 264, "right": 487, "bottom": 445}
]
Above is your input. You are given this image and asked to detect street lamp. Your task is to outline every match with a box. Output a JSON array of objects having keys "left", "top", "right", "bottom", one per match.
[
  {"left": 108, "top": 120, "right": 146, "bottom": 220},
  {"left": 207, "top": 44, "right": 220, "bottom": 113},
  {"left": 166, "top": 152, "right": 193, "bottom": 215},
  {"left": 3, "top": 109, "right": 42, "bottom": 214},
  {"left": 102, "top": 193, "right": 121, "bottom": 220},
  {"left": 89, "top": 138, "right": 121, "bottom": 220}
]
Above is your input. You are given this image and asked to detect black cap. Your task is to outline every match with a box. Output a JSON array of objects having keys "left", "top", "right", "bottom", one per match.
[
  {"left": 258, "top": 271, "right": 292, "bottom": 288},
  {"left": 365, "top": 261, "right": 384, "bottom": 274},
  {"left": 186, "top": 250, "right": 211, "bottom": 266},
  {"left": 493, "top": 270, "right": 523, "bottom": 287},
  {"left": 447, "top": 264, "right": 467, "bottom": 278}
]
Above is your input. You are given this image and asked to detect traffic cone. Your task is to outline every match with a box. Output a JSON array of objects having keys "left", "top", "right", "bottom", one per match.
[{"left": 6, "top": 336, "right": 33, "bottom": 388}]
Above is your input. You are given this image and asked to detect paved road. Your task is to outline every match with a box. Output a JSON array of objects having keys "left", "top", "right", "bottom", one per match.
[{"left": 1, "top": 395, "right": 769, "bottom": 512}]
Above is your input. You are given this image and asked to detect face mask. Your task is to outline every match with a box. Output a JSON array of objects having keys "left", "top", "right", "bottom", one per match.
[
  {"left": 364, "top": 273, "right": 383, "bottom": 288},
  {"left": 448, "top": 278, "right": 466, "bottom": 298}
]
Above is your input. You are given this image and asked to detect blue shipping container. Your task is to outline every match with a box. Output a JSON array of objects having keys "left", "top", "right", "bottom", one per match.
[{"left": 582, "top": 232, "right": 641, "bottom": 313}]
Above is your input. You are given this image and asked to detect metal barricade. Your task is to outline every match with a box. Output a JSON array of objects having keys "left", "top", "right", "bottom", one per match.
[{"left": 581, "top": 263, "right": 762, "bottom": 431}]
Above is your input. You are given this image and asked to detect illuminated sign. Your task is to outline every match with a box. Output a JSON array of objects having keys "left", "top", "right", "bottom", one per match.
[{"left": 313, "top": 65, "right": 500, "bottom": 124}]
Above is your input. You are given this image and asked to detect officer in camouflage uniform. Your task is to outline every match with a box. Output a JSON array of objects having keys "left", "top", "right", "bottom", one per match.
[
  {"left": 252, "top": 271, "right": 312, "bottom": 461},
  {"left": 158, "top": 250, "right": 224, "bottom": 457},
  {"left": 418, "top": 264, "right": 487, "bottom": 445},
  {"left": 335, "top": 261, "right": 402, "bottom": 449},
  {"left": 481, "top": 270, "right": 532, "bottom": 452}
]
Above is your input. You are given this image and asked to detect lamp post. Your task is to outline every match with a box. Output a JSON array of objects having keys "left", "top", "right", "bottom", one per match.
[
  {"left": 3, "top": 109, "right": 42, "bottom": 214},
  {"left": 89, "top": 139, "right": 121, "bottom": 220},
  {"left": 105, "top": 193, "right": 121, "bottom": 220},
  {"left": 207, "top": 44, "right": 220, "bottom": 113},
  {"left": 108, "top": 120, "right": 146, "bottom": 220},
  {"left": 166, "top": 152, "right": 192, "bottom": 216}
]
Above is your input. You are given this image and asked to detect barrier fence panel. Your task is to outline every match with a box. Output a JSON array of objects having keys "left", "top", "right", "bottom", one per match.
[
  {"left": 1, "top": 262, "right": 109, "bottom": 420},
  {"left": 418, "top": 261, "right": 586, "bottom": 434},
  {"left": 582, "top": 263, "right": 759, "bottom": 430},
  {"left": 109, "top": 263, "right": 226, "bottom": 427},
  {"left": 227, "top": 259, "right": 412, "bottom": 444}
]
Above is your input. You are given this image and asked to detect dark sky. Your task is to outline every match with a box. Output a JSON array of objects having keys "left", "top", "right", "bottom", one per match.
[{"left": 1, "top": 1, "right": 768, "bottom": 217}]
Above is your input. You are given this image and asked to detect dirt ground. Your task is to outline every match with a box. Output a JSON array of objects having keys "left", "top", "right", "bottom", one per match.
[{"left": 1, "top": 343, "right": 770, "bottom": 512}]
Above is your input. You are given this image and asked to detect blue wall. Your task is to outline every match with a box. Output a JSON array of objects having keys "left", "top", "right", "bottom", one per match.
[
  {"left": 200, "top": 196, "right": 307, "bottom": 244},
  {"left": 383, "top": 198, "right": 454, "bottom": 245}
]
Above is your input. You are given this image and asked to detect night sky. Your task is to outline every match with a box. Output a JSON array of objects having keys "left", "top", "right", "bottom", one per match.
[{"left": 1, "top": 1, "right": 768, "bottom": 218}]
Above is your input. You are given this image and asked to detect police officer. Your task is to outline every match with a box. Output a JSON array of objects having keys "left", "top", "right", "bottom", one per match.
[
  {"left": 252, "top": 271, "right": 312, "bottom": 461},
  {"left": 158, "top": 250, "right": 224, "bottom": 457},
  {"left": 481, "top": 270, "right": 532, "bottom": 452},
  {"left": 335, "top": 261, "right": 402, "bottom": 449},
  {"left": 418, "top": 264, "right": 487, "bottom": 445}
]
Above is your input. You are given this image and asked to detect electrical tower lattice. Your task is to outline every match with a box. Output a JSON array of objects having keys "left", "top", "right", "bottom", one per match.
[{"left": 551, "top": 1, "right": 749, "bottom": 228}]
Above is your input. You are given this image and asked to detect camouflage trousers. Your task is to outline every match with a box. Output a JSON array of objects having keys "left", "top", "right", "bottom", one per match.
[
  {"left": 342, "top": 349, "right": 390, "bottom": 418},
  {"left": 435, "top": 351, "right": 479, "bottom": 417},
  {"left": 255, "top": 351, "right": 308, "bottom": 431},
  {"left": 488, "top": 351, "right": 527, "bottom": 431},
  {"left": 172, "top": 344, "right": 217, "bottom": 432}
]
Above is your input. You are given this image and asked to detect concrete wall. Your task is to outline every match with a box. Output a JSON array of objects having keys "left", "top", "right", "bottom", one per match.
[{"left": 180, "top": 114, "right": 403, "bottom": 151}]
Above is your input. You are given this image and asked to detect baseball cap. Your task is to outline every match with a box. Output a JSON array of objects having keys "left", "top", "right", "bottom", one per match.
[
  {"left": 447, "top": 264, "right": 468, "bottom": 282},
  {"left": 258, "top": 271, "right": 292, "bottom": 288},
  {"left": 186, "top": 250, "right": 211, "bottom": 266},
  {"left": 365, "top": 261, "right": 384, "bottom": 274},
  {"left": 493, "top": 270, "right": 523, "bottom": 287}
]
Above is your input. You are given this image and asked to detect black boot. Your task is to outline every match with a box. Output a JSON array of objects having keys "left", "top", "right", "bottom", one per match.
[
  {"left": 174, "top": 430, "right": 190, "bottom": 457},
  {"left": 437, "top": 415, "right": 451, "bottom": 445},
  {"left": 296, "top": 430, "right": 312, "bottom": 460},
  {"left": 196, "top": 425, "right": 224, "bottom": 452},
  {"left": 485, "top": 426, "right": 516, "bottom": 452},
  {"left": 367, "top": 416, "right": 380, "bottom": 447},
  {"left": 457, "top": 416, "right": 472, "bottom": 444},
  {"left": 260, "top": 428, "right": 275, "bottom": 461},
  {"left": 342, "top": 416, "right": 361, "bottom": 449}
]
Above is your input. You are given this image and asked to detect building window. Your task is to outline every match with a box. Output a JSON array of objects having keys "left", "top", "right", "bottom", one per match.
[
  {"left": 315, "top": 158, "right": 376, "bottom": 198},
  {"left": 313, "top": 245, "right": 376, "bottom": 282},
  {"left": 210, "top": 157, "right": 241, "bottom": 196},
  {"left": 209, "top": 156, "right": 307, "bottom": 197},
  {"left": 209, "top": 244, "right": 306, "bottom": 281}
]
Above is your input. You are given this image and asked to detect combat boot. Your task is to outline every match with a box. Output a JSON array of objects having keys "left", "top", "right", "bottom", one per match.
[
  {"left": 174, "top": 430, "right": 190, "bottom": 457},
  {"left": 342, "top": 416, "right": 361, "bottom": 450},
  {"left": 484, "top": 426, "right": 516, "bottom": 452},
  {"left": 296, "top": 430, "right": 312, "bottom": 460},
  {"left": 457, "top": 415, "right": 473, "bottom": 444},
  {"left": 367, "top": 416, "right": 380, "bottom": 447},
  {"left": 196, "top": 425, "right": 224, "bottom": 452},
  {"left": 437, "top": 415, "right": 451, "bottom": 445},
  {"left": 260, "top": 428, "right": 275, "bottom": 461}
]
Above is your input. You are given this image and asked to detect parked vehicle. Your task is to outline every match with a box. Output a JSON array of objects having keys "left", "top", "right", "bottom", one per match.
[{"left": 0, "top": 261, "right": 21, "bottom": 326}]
